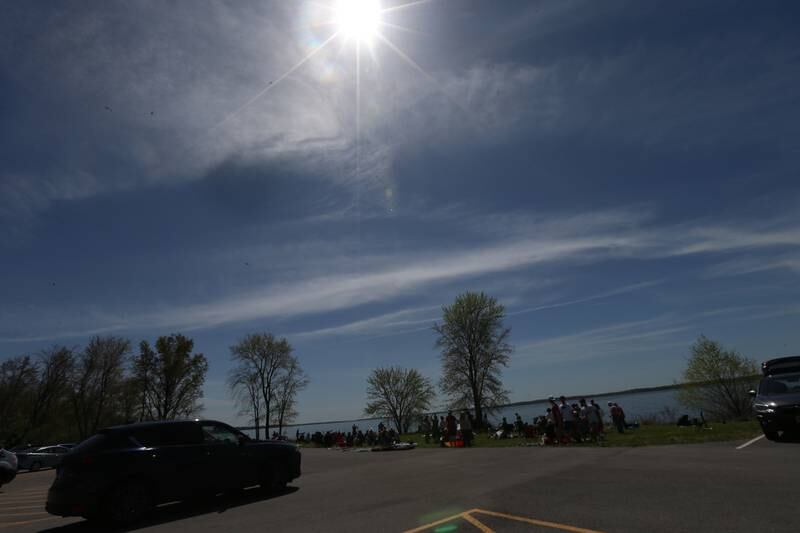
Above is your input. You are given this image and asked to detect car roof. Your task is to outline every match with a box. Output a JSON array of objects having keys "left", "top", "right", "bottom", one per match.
[
  {"left": 762, "top": 356, "right": 800, "bottom": 376},
  {"left": 103, "top": 419, "right": 226, "bottom": 433}
]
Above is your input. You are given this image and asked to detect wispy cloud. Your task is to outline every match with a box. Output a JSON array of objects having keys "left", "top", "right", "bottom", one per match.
[
  {"left": 514, "top": 302, "right": 800, "bottom": 366},
  {"left": 5, "top": 208, "right": 800, "bottom": 342},
  {"left": 291, "top": 305, "right": 440, "bottom": 339},
  {"left": 705, "top": 253, "right": 800, "bottom": 278},
  {"left": 508, "top": 280, "right": 664, "bottom": 317}
]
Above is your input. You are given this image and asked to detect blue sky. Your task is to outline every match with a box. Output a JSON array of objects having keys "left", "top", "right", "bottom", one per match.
[{"left": 2, "top": 0, "right": 799, "bottom": 425}]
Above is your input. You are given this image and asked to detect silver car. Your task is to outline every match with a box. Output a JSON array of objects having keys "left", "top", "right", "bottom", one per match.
[
  {"left": 0, "top": 448, "right": 18, "bottom": 487},
  {"left": 16, "top": 445, "right": 70, "bottom": 471}
]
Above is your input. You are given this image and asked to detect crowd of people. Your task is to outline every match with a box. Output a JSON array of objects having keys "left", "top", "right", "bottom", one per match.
[
  {"left": 290, "top": 397, "right": 629, "bottom": 448},
  {"left": 295, "top": 422, "right": 400, "bottom": 448},
  {"left": 418, "top": 411, "right": 475, "bottom": 447},
  {"left": 421, "top": 397, "right": 629, "bottom": 446}
]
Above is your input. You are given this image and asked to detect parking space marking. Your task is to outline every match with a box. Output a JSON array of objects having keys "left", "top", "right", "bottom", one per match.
[
  {"left": 404, "top": 510, "right": 472, "bottom": 533},
  {"left": 0, "top": 505, "right": 47, "bottom": 511},
  {"left": 472, "top": 509, "right": 604, "bottom": 533},
  {"left": 736, "top": 435, "right": 765, "bottom": 449},
  {"left": 404, "top": 508, "right": 605, "bottom": 533},
  {"left": 462, "top": 512, "right": 495, "bottom": 532},
  {"left": 0, "top": 516, "right": 59, "bottom": 528}
]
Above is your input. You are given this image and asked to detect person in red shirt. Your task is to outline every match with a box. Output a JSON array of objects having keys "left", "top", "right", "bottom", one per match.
[{"left": 609, "top": 402, "right": 625, "bottom": 433}]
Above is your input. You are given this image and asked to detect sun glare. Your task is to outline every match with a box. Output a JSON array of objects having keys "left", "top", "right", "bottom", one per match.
[{"left": 335, "top": 0, "right": 381, "bottom": 44}]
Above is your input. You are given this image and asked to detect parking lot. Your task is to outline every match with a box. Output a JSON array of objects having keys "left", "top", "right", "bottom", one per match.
[{"left": 1, "top": 436, "right": 797, "bottom": 532}]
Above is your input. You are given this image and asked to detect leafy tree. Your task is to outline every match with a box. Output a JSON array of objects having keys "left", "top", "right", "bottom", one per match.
[
  {"left": 365, "top": 366, "right": 435, "bottom": 434},
  {"left": 272, "top": 356, "right": 309, "bottom": 436},
  {"left": 134, "top": 334, "right": 208, "bottom": 420},
  {"left": 70, "top": 336, "right": 130, "bottom": 439},
  {"left": 434, "top": 291, "right": 511, "bottom": 428},
  {"left": 229, "top": 333, "right": 292, "bottom": 436},
  {"left": 678, "top": 335, "right": 759, "bottom": 421}
]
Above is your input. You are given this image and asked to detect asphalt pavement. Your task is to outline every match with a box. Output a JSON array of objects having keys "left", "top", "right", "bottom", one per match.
[{"left": 1, "top": 435, "right": 797, "bottom": 533}]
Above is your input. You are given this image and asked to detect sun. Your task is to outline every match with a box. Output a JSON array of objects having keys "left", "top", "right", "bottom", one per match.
[{"left": 335, "top": 0, "right": 381, "bottom": 44}]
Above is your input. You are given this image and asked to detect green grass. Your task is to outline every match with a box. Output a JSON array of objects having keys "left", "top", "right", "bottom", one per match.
[{"left": 398, "top": 420, "right": 761, "bottom": 448}]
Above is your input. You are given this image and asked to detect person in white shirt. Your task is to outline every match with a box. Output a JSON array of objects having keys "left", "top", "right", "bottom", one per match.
[{"left": 559, "top": 396, "right": 576, "bottom": 439}]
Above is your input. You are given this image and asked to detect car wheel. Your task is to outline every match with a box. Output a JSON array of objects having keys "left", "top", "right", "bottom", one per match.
[
  {"left": 763, "top": 430, "right": 780, "bottom": 441},
  {"left": 260, "top": 467, "right": 287, "bottom": 493},
  {"left": 105, "top": 482, "right": 153, "bottom": 525},
  {"left": 30, "top": 461, "right": 42, "bottom": 472}
]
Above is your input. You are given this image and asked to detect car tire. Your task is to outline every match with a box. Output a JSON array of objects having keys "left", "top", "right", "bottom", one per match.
[
  {"left": 763, "top": 430, "right": 780, "bottom": 441},
  {"left": 260, "top": 466, "right": 287, "bottom": 494},
  {"left": 105, "top": 481, "right": 153, "bottom": 526},
  {"left": 30, "top": 461, "right": 42, "bottom": 472}
]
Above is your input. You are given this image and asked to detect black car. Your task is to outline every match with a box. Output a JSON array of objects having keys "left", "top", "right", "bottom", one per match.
[
  {"left": 46, "top": 419, "right": 301, "bottom": 524},
  {"left": 751, "top": 356, "right": 800, "bottom": 441}
]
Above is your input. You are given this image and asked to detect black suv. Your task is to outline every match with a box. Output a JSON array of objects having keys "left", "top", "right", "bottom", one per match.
[
  {"left": 46, "top": 419, "right": 301, "bottom": 524},
  {"left": 751, "top": 356, "right": 800, "bottom": 441}
]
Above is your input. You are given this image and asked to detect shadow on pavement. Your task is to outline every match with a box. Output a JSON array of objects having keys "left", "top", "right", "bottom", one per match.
[{"left": 39, "top": 486, "right": 299, "bottom": 532}]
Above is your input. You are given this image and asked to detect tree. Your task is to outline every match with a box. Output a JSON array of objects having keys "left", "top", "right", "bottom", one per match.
[
  {"left": 25, "top": 346, "right": 75, "bottom": 442},
  {"left": 365, "top": 366, "right": 435, "bottom": 434},
  {"left": 272, "top": 356, "right": 309, "bottom": 436},
  {"left": 434, "top": 292, "right": 512, "bottom": 428},
  {"left": 0, "top": 356, "right": 37, "bottom": 446},
  {"left": 132, "top": 340, "right": 157, "bottom": 421},
  {"left": 133, "top": 334, "right": 208, "bottom": 420},
  {"left": 678, "top": 335, "right": 759, "bottom": 421},
  {"left": 229, "top": 333, "right": 292, "bottom": 436},
  {"left": 228, "top": 365, "right": 264, "bottom": 440},
  {"left": 69, "top": 336, "right": 130, "bottom": 439}
]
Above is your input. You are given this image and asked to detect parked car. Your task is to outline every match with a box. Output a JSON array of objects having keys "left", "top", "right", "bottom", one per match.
[
  {"left": 751, "top": 356, "right": 800, "bottom": 440},
  {"left": 0, "top": 448, "right": 18, "bottom": 488},
  {"left": 16, "top": 445, "right": 71, "bottom": 471},
  {"left": 46, "top": 419, "right": 301, "bottom": 525}
]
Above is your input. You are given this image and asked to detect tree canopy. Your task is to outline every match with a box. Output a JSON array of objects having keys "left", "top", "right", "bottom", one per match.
[
  {"left": 365, "top": 366, "right": 435, "bottom": 434},
  {"left": 678, "top": 335, "right": 759, "bottom": 421},
  {"left": 434, "top": 291, "right": 511, "bottom": 427}
]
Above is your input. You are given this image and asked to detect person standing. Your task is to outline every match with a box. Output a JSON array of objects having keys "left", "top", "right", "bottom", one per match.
[
  {"left": 609, "top": 402, "right": 624, "bottom": 433},
  {"left": 445, "top": 411, "right": 458, "bottom": 441},
  {"left": 590, "top": 400, "right": 604, "bottom": 433},
  {"left": 459, "top": 411, "right": 473, "bottom": 447},
  {"left": 559, "top": 396, "right": 575, "bottom": 442},
  {"left": 549, "top": 398, "right": 563, "bottom": 442}
]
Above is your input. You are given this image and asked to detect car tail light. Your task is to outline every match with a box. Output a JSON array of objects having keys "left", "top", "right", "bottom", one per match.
[{"left": 82, "top": 455, "right": 93, "bottom": 466}]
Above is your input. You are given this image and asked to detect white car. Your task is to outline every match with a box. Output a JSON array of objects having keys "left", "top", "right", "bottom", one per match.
[
  {"left": 16, "top": 445, "right": 70, "bottom": 471},
  {"left": 0, "top": 448, "right": 18, "bottom": 488}
]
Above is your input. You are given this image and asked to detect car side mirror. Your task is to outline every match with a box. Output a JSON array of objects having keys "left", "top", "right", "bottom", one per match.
[{"left": 748, "top": 389, "right": 757, "bottom": 397}]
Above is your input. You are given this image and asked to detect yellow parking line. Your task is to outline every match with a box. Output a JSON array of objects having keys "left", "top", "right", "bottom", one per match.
[
  {"left": 472, "top": 509, "right": 605, "bottom": 533},
  {"left": 462, "top": 512, "right": 495, "bottom": 533},
  {"left": 403, "top": 509, "right": 475, "bottom": 533},
  {"left": 0, "top": 516, "right": 59, "bottom": 528}
]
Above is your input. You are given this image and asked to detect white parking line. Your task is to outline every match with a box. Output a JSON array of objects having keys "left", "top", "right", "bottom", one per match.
[{"left": 736, "top": 435, "right": 765, "bottom": 449}]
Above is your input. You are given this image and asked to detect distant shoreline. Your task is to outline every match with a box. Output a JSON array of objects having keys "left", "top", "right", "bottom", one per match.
[{"left": 237, "top": 382, "right": 684, "bottom": 431}]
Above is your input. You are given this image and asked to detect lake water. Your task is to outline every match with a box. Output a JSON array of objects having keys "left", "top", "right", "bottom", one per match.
[{"left": 242, "top": 386, "right": 699, "bottom": 439}]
